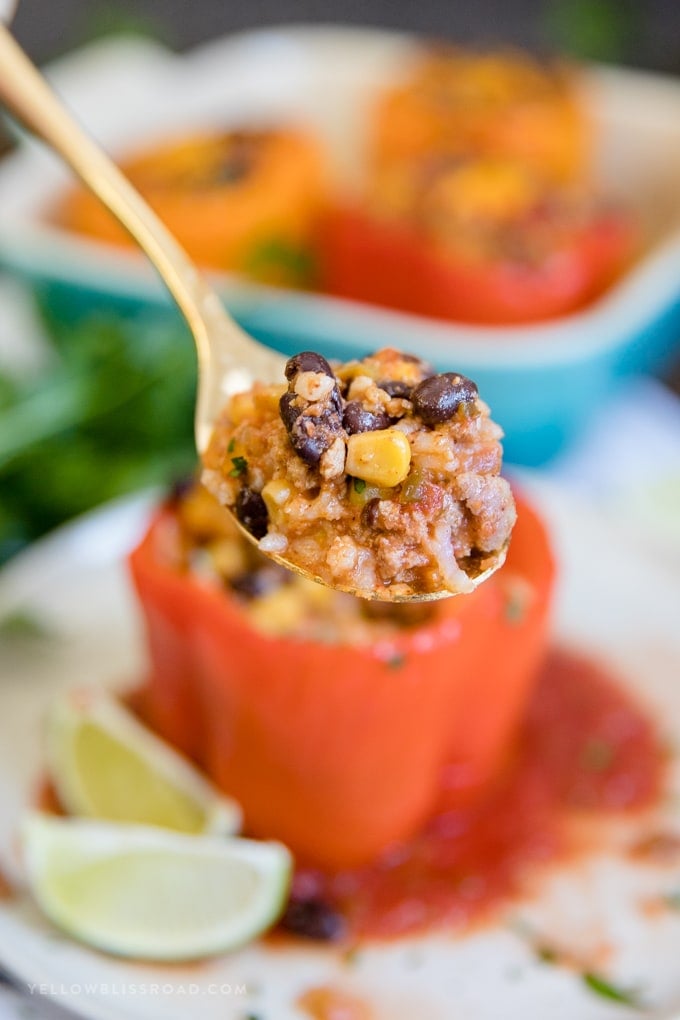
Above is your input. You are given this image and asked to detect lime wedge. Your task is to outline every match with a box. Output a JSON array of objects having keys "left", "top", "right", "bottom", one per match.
[
  {"left": 46, "top": 689, "right": 241, "bottom": 835},
  {"left": 22, "top": 813, "right": 292, "bottom": 960}
]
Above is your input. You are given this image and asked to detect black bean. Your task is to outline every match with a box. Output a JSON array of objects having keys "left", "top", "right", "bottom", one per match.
[
  {"left": 329, "top": 383, "right": 344, "bottom": 415},
  {"left": 284, "top": 351, "right": 334, "bottom": 381},
  {"left": 342, "top": 401, "right": 391, "bottom": 434},
  {"left": 377, "top": 380, "right": 413, "bottom": 399},
  {"left": 361, "top": 497, "right": 382, "bottom": 529},
  {"left": 279, "top": 898, "right": 346, "bottom": 941},
  {"left": 280, "top": 391, "right": 343, "bottom": 467},
  {"left": 411, "top": 372, "right": 478, "bottom": 425},
  {"left": 290, "top": 411, "right": 342, "bottom": 466},
  {"left": 400, "top": 352, "right": 433, "bottom": 373},
  {"left": 235, "top": 487, "right": 268, "bottom": 540},
  {"left": 279, "top": 391, "right": 301, "bottom": 431},
  {"left": 288, "top": 425, "right": 330, "bottom": 467}
]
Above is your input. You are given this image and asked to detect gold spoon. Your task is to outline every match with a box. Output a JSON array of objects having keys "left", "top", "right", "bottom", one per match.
[{"left": 0, "top": 25, "right": 505, "bottom": 602}]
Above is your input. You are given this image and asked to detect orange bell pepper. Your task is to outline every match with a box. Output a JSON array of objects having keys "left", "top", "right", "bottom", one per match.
[
  {"left": 56, "top": 129, "right": 327, "bottom": 286},
  {"left": 129, "top": 493, "right": 554, "bottom": 869}
]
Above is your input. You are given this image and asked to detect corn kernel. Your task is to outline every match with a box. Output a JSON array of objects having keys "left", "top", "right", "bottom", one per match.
[
  {"left": 208, "top": 538, "right": 248, "bottom": 579},
  {"left": 248, "top": 588, "right": 305, "bottom": 636},
  {"left": 227, "top": 391, "right": 256, "bottom": 424},
  {"left": 345, "top": 429, "right": 411, "bottom": 488},
  {"left": 261, "top": 479, "right": 291, "bottom": 521},
  {"left": 336, "top": 360, "right": 381, "bottom": 383},
  {"left": 179, "top": 486, "right": 235, "bottom": 540},
  {"left": 295, "top": 576, "right": 335, "bottom": 608}
]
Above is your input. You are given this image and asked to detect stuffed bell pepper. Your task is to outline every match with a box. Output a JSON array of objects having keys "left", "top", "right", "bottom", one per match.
[
  {"left": 129, "top": 482, "right": 554, "bottom": 869},
  {"left": 373, "top": 46, "right": 588, "bottom": 186},
  {"left": 320, "top": 156, "right": 634, "bottom": 324},
  {"left": 56, "top": 127, "right": 327, "bottom": 287}
]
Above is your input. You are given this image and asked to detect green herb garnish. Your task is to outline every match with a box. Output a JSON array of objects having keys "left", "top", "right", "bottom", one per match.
[
  {"left": 243, "top": 237, "right": 317, "bottom": 287},
  {"left": 227, "top": 438, "right": 236, "bottom": 453},
  {"left": 582, "top": 972, "right": 640, "bottom": 1006},
  {"left": 353, "top": 478, "right": 366, "bottom": 494},
  {"left": 0, "top": 310, "right": 196, "bottom": 566},
  {"left": 546, "top": 0, "right": 637, "bottom": 63},
  {"left": 535, "top": 944, "right": 559, "bottom": 964},
  {"left": 0, "top": 610, "right": 53, "bottom": 642},
  {"left": 229, "top": 456, "right": 248, "bottom": 477}
]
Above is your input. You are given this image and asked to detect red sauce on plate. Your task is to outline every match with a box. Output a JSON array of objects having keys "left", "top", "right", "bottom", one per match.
[
  {"left": 35, "top": 646, "right": 665, "bottom": 946},
  {"left": 286, "top": 648, "right": 665, "bottom": 940},
  {"left": 297, "top": 985, "right": 373, "bottom": 1020}
]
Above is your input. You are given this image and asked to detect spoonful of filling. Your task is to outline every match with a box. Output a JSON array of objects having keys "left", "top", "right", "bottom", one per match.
[{"left": 203, "top": 347, "right": 515, "bottom": 601}]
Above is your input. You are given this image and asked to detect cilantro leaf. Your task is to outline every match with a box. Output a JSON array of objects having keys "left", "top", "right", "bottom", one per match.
[{"left": 582, "top": 972, "right": 640, "bottom": 1006}]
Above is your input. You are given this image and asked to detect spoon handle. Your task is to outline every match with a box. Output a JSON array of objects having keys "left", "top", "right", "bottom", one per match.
[
  {"left": 0, "top": 27, "right": 218, "bottom": 350},
  {"left": 0, "top": 25, "right": 284, "bottom": 448}
]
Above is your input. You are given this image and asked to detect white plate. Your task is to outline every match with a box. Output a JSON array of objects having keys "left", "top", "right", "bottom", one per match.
[{"left": 0, "top": 484, "right": 680, "bottom": 1020}]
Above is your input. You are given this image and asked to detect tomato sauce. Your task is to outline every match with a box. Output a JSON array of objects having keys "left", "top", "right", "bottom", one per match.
[
  {"left": 297, "top": 986, "right": 373, "bottom": 1020},
  {"left": 286, "top": 648, "right": 665, "bottom": 940}
]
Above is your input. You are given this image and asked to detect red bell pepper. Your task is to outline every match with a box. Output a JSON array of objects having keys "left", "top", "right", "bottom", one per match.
[
  {"left": 128, "top": 494, "right": 554, "bottom": 869},
  {"left": 438, "top": 496, "right": 556, "bottom": 803},
  {"left": 319, "top": 205, "right": 634, "bottom": 325}
]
